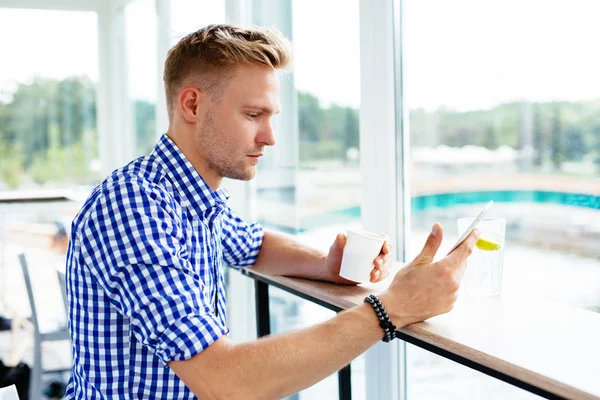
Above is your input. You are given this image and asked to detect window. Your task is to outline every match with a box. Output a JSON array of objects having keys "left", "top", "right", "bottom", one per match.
[
  {"left": 0, "top": 8, "right": 100, "bottom": 190},
  {"left": 0, "top": 6, "right": 99, "bottom": 349},
  {"left": 404, "top": 0, "right": 600, "bottom": 397},
  {"left": 252, "top": 0, "right": 365, "bottom": 398},
  {"left": 125, "top": 0, "right": 158, "bottom": 156}
]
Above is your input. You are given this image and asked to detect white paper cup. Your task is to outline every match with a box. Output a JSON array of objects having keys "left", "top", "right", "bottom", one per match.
[{"left": 339, "top": 229, "right": 386, "bottom": 283}]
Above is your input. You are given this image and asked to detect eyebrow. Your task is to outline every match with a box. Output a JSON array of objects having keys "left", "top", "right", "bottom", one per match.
[{"left": 242, "top": 104, "right": 280, "bottom": 115}]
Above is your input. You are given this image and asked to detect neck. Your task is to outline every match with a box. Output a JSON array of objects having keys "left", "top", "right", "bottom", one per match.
[{"left": 166, "top": 125, "right": 222, "bottom": 192}]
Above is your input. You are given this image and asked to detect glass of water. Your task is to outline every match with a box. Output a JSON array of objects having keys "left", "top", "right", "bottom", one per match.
[{"left": 457, "top": 217, "right": 506, "bottom": 296}]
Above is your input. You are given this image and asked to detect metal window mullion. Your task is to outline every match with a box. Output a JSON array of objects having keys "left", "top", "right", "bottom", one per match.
[
  {"left": 359, "top": 0, "right": 405, "bottom": 399},
  {"left": 97, "top": 0, "right": 134, "bottom": 176},
  {"left": 155, "top": 0, "right": 170, "bottom": 141},
  {"left": 393, "top": 0, "right": 409, "bottom": 398}
]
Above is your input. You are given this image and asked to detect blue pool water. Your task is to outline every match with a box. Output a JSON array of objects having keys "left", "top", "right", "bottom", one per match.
[
  {"left": 296, "top": 190, "right": 600, "bottom": 232},
  {"left": 411, "top": 190, "right": 600, "bottom": 211}
]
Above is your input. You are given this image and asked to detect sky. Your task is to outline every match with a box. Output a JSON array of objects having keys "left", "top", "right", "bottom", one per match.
[{"left": 1, "top": 0, "right": 599, "bottom": 111}]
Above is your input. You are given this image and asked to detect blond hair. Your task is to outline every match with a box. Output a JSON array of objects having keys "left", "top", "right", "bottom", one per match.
[{"left": 164, "top": 24, "right": 292, "bottom": 120}]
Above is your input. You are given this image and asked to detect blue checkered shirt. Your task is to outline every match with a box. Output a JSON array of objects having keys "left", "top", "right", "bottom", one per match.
[{"left": 64, "top": 134, "right": 264, "bottom": 399}]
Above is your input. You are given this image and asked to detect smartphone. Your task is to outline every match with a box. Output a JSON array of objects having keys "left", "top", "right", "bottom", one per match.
[{"left": 447, "top": 200, "right": 494, "bottom": 255}]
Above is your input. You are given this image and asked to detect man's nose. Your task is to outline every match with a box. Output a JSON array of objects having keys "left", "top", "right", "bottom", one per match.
[{"left": 257, "top": 120, "right": 276, "bottom": 146}]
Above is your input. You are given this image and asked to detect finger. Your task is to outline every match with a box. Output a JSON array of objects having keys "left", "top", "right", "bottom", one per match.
[
  {"left": 414, "top": 223, "right": 444, "bottom": 265},
  {"left": 334, "top": 233, "right": 346, "bottom": 250},
  {"left": 373, "top": 256, "right": 385, "bottom": 268},
  {"left": 372, "top": 268, "right": 390, "bottom": 283},
  {"left": 379, "top": 254, "right": 391, "bottom": 269},
  {"left": 446, "top": 229, "right": 480, "bottom": 267},
  {"left": 370, "top": 269, "right": 381, "bottom": 282},
  {"left": 372, "top": 254, "right": 391, "bottom": 276},
  {"left": 380, "top": 242, "right": 392, "bottom": 255}
]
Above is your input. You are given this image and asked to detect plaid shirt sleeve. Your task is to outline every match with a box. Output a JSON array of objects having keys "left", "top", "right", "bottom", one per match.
[
  {"left": 220, "top": 206, "right": 264, "bottom": 268},
  {"left": 78, "top": 179, "right": 228, "bottom": 365}
]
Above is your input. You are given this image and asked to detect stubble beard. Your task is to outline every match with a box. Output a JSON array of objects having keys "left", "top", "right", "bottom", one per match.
[{"left": 196, "top": 110, "right": 256, "bottom": 182}]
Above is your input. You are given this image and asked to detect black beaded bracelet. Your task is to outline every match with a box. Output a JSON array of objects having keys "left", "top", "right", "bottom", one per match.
[{"left": 364, "top": 294, "right": 397, "bottom": 342}]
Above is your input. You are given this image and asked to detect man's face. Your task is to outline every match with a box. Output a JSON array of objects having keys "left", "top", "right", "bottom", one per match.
[{"left": 195, "top": 65, "right": 280, "bottom": 181}]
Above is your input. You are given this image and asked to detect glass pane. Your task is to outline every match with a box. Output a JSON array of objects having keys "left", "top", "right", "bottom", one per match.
[
  {"left": 407, "top": 344, "right": 541, "bottom": 399},
  {"left": 0, "top": 8, "right": 100, "bottom": 190},
  {"left": 254, "top": 0, "right": 365, "bottom": 398},
  {"left": 404, "top": 0, "right": 600, "bottom": 398},
  {"left": 125, "top": 0, "right": 158, "bottom": 156},
  {"left": 0, "top": 8, "right": 98, "bottom": 383}
]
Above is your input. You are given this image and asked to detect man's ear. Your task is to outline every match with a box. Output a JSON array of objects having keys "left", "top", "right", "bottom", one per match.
[{"left": 178, "top": 87, "right": 204, "bottom": 123}]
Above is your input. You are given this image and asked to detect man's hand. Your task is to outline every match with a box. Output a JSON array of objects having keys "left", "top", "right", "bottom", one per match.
[
  {"left": 325, "top": 233, "right": 392, "bottom": 284},
  {"left": 380, "top": 222, "right": 479, "bottom": 326}
]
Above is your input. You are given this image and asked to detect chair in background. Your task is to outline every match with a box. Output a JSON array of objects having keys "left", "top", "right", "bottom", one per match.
[
  {"left": 55, "top": 269, "right": 68, "bottom": 320},
  {"left": 18, "top": 253, "right": 70, "bottom": 400}
]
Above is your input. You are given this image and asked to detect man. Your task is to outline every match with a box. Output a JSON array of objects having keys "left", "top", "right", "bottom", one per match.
[{"left": 65, "top": 24, "right": 479, "bottom": 399}]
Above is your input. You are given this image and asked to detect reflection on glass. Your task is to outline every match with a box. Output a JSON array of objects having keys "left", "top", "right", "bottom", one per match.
[{"left": 405, "top": 0, "right": 600, "bottom": 398}]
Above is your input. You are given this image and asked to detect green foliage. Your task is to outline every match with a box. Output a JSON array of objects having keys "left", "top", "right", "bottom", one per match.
[
  {"left": 28, "top": 131, "right": 99, "bottom": 185},
  {"left": 135, "top": 100, "right": 157, "bottom": 156},
  {"left": 299, "top": 140, "right": 345, "bottom": 162},
  {"left": 4, "top": 76, "right": 96, "bottom": 167},
  {"left": 409, "top": 99, "right": 600, "bottom": 172},
  {"left": 0, "top": 142, "right": 24, "bottom": 189},
  {"left": 298, "top": 92, "right": 325, "bottom": 142},
  {"left": 297, "top": 92, "right": 359, "bottom": 163},
  {"left": 593, "top": 124, "right": 600, "bottom": 170},
  {"left": 564, "top": 125, "right": 586, "bottom": 161},
  {"left": 551, "top": 103, "right": 562, "bottom": 170},
  {"left": 532, "top": 105, "right": 543, "bottom": 166},
  {"left": 0, "top": 76, "right": 157, "bottom": 189},
  {"left": 2, "top": 78, "right": 600, "bottom": 190}
]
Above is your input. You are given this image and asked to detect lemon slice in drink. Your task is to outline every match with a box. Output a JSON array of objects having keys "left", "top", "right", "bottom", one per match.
[{"left": 475, "top": 238, "right": 502, "bottom": 251}]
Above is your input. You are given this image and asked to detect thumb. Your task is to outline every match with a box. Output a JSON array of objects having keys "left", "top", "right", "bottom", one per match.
[{"left": 414, "top": 223, "right": 443, "bottom": 265}]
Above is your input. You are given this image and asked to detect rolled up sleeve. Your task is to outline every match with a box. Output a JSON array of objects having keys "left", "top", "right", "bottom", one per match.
[
  {"left": 220, "top": 206, "right": 264, "bottom": 268},
  {"left": 79, "top": 179, "right": 227, "bottom": 365}
]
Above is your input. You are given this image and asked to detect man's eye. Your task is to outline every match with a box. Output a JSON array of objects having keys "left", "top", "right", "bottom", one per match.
[{"left": 246, "top": 113, "right": 259, "bottom": 119}]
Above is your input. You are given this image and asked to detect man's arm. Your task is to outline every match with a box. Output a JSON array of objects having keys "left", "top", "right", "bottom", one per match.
[
  {"left": 170, "top": 300, "right": 385, "bottom": 400},
  {"left": 251, "top": 229, "right": 329, "bottom": 280},
  {"left": 170, "top": 224, "right": 479, "bottom": 400},
  {"left": 252, "top": 229, "right": 391, "bottom": 284}
]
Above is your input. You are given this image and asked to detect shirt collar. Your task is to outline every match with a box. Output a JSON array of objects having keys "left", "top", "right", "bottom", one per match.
[{"left": 151, "top": 134, "right": 229, "bottom": 219}]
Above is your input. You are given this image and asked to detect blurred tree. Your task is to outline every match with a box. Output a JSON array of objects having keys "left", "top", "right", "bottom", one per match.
[
  {"left": 135, "top": 100, "right": 157, "bottom": 155},
  {"left": 564, "top": 125, "right": 586, "bottom": 161},
  {"left": 551, "top": 103, "right": 562, "bottom": 170},
  {"left": 342, "top": 107, "right": 359, "bottom": 153},
  {"left": 0, "top": 142, "right": 24, "bottom": 188},
  {"left": 532, "top": 105, "right": 543, "bottom": 166},
  {"left": 298, "top": 92, "right": 324, "bottom": 142},
  {"left": 297, "top": 92, "right": 359, "bottom": 163},
  {"left": 0, "top": 76, "right": 96, "bottom": 187},
  {"left": 482, "top": 125, "right": 498, "bottom": 149},
  {"left": 4, "top": 77, "right": 96, "bottom": 166},
  {"left": 592, "top": 124, "right": 600, "bottom": 171}
]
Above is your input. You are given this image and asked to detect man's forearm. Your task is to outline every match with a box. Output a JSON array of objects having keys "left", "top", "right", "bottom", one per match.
[
  {"left": 252, "top": 229, "right": 330, "bottom": 281},
  {"left": 171, "top": 298, "right": 400, "bottom": 399}
]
